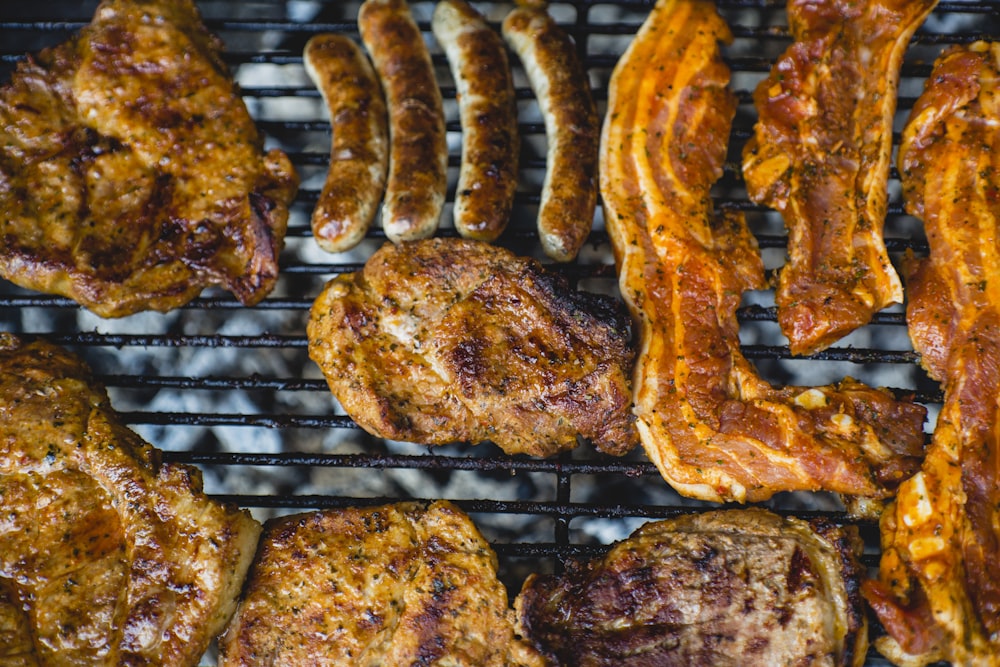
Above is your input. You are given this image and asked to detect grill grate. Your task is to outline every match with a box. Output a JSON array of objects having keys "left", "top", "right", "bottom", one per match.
[{"left": 2, "top": 1, "right": 998, "bottom": 664}]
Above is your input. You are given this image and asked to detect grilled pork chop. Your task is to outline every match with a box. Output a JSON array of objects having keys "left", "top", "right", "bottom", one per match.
[
  {"left": 600, "top": 0, "right": 926, "bottom": 504},
  {"left": 219, "top": 500, "right": 545, "bottom": 666},
  {"left": 0, "top": 0, "right": 298, "bottom": 317},
  {"left": 515, "top": 508, "right": 868, "bottom": 667},
  {"left": 0, "top": 334, "right": 261, "bottom": 665},
  {"left": 862, "top": 42, "right": 1000, "bottom": 667},
  {"left": 742, "top": 0, "right": 936, "bottom": 355},
  {"left": 307, "top": 238, "right": 638, "bottom": 457}
]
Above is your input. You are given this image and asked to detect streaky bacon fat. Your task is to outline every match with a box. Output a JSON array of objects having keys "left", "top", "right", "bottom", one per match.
[{"left": 600, "top": 0, "right": 926, "bottom": 504}]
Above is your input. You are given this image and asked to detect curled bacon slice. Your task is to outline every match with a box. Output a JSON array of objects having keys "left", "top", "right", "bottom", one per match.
[
  {"left": 742, "top": 0, "right": 937, "bottom": 356},
  {"left": 863, "top": 42, "right": 1000, "bottom": 667},
  {"left": 600, "top": 0, "right": 926, "bottom": 504}
]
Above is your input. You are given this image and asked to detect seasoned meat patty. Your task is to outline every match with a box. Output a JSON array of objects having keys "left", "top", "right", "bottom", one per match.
[
  {"left": 515, "top": 508, "right": 868, "bottom": 667},
  {"left": 600, "top": 0, "right": 926, "bottom": 504},
  {"left": 863, "top": 42, "right": 1000, "bottom": 667},
  {"left": 307, "top": 238, "right": 638, "bottom": 457},
  {"left": 219, "top": 500, "right": 545, "bottom": 666},
  {"left": 0, "top": 334, "right": 261, "bottom": 665},
  {"left": 0, "top": 0, "right": 298, "bottom": 317}
]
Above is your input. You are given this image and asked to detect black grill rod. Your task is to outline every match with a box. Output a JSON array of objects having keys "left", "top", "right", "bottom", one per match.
[{"left": 211, "top": 493, "right": 879, "bottom": 528}]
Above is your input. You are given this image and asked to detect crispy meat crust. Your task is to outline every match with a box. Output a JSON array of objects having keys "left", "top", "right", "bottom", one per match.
[
  {"left": 358, "top": 0, "right": 448, "bottom": 243},
  {"left": 0, "top": 334, "right": 261, "bottom": 666},
  {"left": 502, "top": 6, "right": 599, "bottom": 262},
  {"left": 0, "top": 0, "right": 298, "bottom": 318},
  {"left": 515, "top": 508, "right": 868, "bottom": 667},
  {"left": 742, "top": 0, "right": 936, "bottom": 355},
  {"left": 863, "top": 42, "right": 1000, "bottom": 667},
  {"left": 307, "top": 237, "right": 638, "bottom": 457},
  {"left": 219, "top": 501, "right": 545, "bottom": 666},
  {"left": 599, "top": 0, "right": 926, "bottom": 504},
  {"left": 304, "top": 33, "right": 388, "bottom": 254},
  {"left": 433, "top": 0, "right": 520, "bottom": 243}
]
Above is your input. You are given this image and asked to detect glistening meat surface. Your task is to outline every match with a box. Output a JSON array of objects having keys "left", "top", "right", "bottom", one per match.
[
  {"left": 0, "top": 334, "right": 261, "bottom": 666},
  {"left": 742, "top": 0, "right": 937, "bottom": 355},
  {"left": 0, "top": 0, "right": 298, "bottom": 318},
  {"left": 863, "top": 42, "right": 1000, "bottom": 667},
  {"left": 515, "top": 508, "right": 868, "bottom": 667},
  {"left": 600, "top": 0, "right": 926, "bottom": 504},
  {"left": 307, "top": 238, "right": 638, "bottom": 458},
  {"left": 219, "top": 501, "right": 545, "bottom": 666}
]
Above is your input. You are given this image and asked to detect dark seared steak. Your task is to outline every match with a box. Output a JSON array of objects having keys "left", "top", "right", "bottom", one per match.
[
  {"left": 0, "top": 334, "right": 261, "bottom": 665},
  {"left": 0, "top": 0, "right": 298, "bottom": 317},
  {"left": 219, "top": 501, "right": 545, "bottom": 666},
  {"left": 515, "top": 508, "right": 868, "bottom": 667},
  {"left": 308, "top": 238, "right": 638, "bottom": 457}
]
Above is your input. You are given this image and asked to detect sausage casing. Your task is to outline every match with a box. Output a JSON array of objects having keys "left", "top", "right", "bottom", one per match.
[
  {"left": 503, "top": 6, "right": 598, "bottom": 262},
  {"left": 359, "top": 0, "right": 448, "bottom": 243},
  {"left": 303, "top": 34, "right": 388, "bottom": 253},
  {"left": 432, "top": 0, "right": 519, "bottom": 242}
]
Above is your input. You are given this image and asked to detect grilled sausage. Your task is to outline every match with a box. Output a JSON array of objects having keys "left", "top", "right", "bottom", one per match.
[
  {"left": 432, "top": 0, "right": 519, "bottom": 242},
  {"left": 358, "top": 0, "right": 447, "bottom": 242},
  {"left": 502, "top": 6, "right": 598, "bottom": 262},
  {"left": 303, "top": 34, "right": 388, "bottom": 253}
]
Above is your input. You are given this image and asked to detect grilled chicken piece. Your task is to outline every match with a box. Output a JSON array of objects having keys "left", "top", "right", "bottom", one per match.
[
  {"left": 600, "top": 0, "right": 926, "bottom": 504},
  {"left": 307, "top": 237, "right": 638, "bottom": 458},
  {"left": 515, "top": 508, "right": 868, "bottom": 667},
  {"left": 219, "top": 500, "right": 545, "bottom": 666},
  {"left": 0, "top": 0, "right": 298, "bottom": 318},
  {"left": 862, "top": 42, "right": 1000, "bottom": 667},
  {"left": 742, "top": 0, "right": 936, "bottom": 355},
  {"left": 0, "top": 334, "right": 261, "bottom": 666}
]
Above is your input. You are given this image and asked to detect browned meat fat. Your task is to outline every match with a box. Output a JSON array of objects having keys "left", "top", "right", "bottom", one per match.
[
  {"left": 742, "top": 0, "right": 937, "bottom": 354},
  {"left": 600, "top": 0, "right": 926, "bottom": 505},
  {"left": 515, "top": 508, "right": 868, "bottom": 667}
]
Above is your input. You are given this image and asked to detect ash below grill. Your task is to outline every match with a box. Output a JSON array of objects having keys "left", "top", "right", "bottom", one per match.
[{"left": 1, "top": 1, "right": 998, "bottom": 665}]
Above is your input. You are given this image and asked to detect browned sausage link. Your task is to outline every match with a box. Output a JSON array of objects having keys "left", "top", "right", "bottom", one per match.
[
  {"left": 303, "top": 34, "right": 388, "bottom": 253},
  {"left": 359, "top": 0, "right": 447, "bottom": 243},
  {"left": 502, "top": 6, "right": 598, "bottom": 262},
  {"left": 432, "top": 0, "right": 519, "bottom": 243}
]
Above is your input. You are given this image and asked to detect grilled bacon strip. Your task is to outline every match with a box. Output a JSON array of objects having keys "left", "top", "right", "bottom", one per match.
[
  {"left": 600, "top": 0, "right": 926, "bottom": 504},
  {"left": 304, "top": 34, "right": 388, "bottom": 253},
  {"left": 862, "top": 42, "right": 1000, "bottom": 667},
  {"left": 433, "top": 0, "right": 519, "bottom": 242},
  {"left": 358, "top": 0, "right": 447, "bottom": 242},
  {"left": 742, "top": 0, "right": 937, "bottom": 355},
  {"left": 503, "top": 5, "right": 598, "bottom": 262}
]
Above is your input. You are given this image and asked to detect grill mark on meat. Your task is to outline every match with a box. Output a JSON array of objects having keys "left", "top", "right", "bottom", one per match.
[
  {"left": 514, "top": 508, "right": 867, "bottom": 667},
  {"left": 742, "top": 0, "right": 937, "bottom": 355}
]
